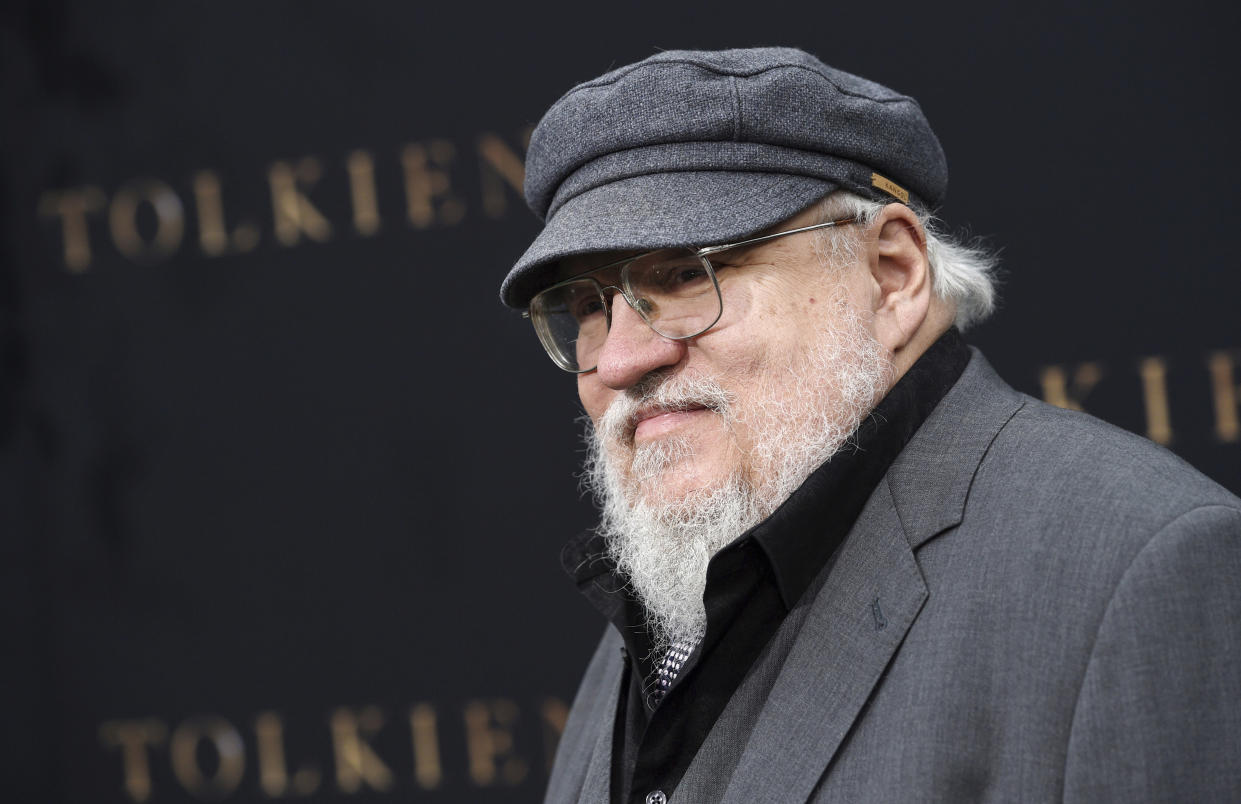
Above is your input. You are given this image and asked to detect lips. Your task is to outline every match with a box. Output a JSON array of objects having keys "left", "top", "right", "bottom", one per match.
[{"left": 629, "top": 403, "right": 711, "bottom": 441}]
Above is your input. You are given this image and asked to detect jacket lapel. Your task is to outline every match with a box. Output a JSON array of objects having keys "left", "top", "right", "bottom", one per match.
[
  {"left": 578, "top": 674, "right": 620, "bottom": 803},
  {"left": 719, "top": 482, "right": 926, "bottom": 804},
  {"left": 544, "top": 628, "right": 625, "bottom": 804},
  {"left": 718, "top": 351, "right": 1025, "bottom": 803}
]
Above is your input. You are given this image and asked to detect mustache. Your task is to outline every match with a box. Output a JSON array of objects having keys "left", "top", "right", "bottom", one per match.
[{"left": 597, "top": 371, "right": 735, "bottom": 443}]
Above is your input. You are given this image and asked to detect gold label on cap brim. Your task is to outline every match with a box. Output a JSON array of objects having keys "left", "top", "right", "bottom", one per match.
[{"left": 871, "top": 173, "right": 910, "bottom": 203}]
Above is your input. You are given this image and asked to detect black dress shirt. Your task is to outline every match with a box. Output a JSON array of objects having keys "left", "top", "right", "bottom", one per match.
[{"left": 560, "top": 329, "right": 971, "bottom": 804}]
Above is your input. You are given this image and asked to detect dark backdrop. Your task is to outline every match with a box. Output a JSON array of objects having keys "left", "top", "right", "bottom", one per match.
[{"left": 2, "top": 2, "right": 1238, "bottom": 801}]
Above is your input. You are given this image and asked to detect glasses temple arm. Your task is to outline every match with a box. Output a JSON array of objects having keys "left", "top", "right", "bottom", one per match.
[{"left": 695, "top": 217, "right": 857, "bottom": 257}]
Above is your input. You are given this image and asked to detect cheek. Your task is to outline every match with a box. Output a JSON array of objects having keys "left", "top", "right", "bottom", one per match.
[
  {"left": 578, "top": 375, "right": 611, "bottom": 422},
  {"left": 715, "top": 295, "right": 820, "bottom": 367},
  {"left": 729, "top": 271, "right": 819, "bottom": 327},
  {"left": 691, "top": 330, "right": 779, "bottom": 392}
]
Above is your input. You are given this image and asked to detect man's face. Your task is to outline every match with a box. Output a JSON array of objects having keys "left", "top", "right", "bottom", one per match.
[{"left": 576, "top": 205, "right": 890, "bottom": 511}]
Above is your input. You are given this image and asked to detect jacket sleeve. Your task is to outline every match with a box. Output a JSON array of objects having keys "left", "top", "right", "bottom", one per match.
[{"left": 1062, "top": 504, "right": 1241, "bottom": 801}]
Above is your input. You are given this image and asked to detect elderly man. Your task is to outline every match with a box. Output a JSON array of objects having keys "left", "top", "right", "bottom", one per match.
[{"left": 500, "top": 48, "right": 1241, "bottom": 803}]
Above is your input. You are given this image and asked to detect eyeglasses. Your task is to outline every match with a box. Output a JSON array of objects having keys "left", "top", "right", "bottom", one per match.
[{"left": 523, "top": 216, "right": 859, "bottom": 373}]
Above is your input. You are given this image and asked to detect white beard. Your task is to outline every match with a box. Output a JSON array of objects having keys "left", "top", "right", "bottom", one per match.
[{"left": 582, "top": 301, "right": 892, "bottom": 654}]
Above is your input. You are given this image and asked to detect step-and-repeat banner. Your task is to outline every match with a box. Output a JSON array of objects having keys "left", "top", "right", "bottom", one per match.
[{"left": 3, "top": 2, "right": 1237, "bottom": 801}]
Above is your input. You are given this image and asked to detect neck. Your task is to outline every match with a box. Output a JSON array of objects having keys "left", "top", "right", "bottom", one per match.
[{"left": 888, "top": 301, "right": 955, "bottom": 384}]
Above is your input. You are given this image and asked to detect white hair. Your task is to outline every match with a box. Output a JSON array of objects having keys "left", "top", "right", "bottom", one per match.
[{"left": 813, "top": 192, "right": 1000, "bottom": 331}]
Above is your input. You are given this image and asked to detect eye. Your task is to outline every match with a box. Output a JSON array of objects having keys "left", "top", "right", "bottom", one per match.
[
  {"left": 653, "top": 259, "right": 709, "bottom": 291},
  {"left": 570, "top": 293, "right": 606, "bottom": 323}
]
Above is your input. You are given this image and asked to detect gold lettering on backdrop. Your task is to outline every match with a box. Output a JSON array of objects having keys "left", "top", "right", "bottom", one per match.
[
  {"left": 345, "top": 150, "right": 382, "bottom": 236},
  {"left": 1138, "top": 356, "right": 1174, "bottom": 445},
  {"left": 1039, "top": 362, "right": 1104, "bottom": 412},
  {"left": 408, "top": 703, "right": 443, "bottom": 789},
  {"left": 192, "top": 171, "right": 229, "bottom": 255},
  {"left": 99, "top": 719, "right": 168, "bottom": 803},
  {"left": 254, "top": 711, "right": 290, "bottom": 796},
  {"left": 477, "top": 133, "right": 527, "bottom": 218},
  {"left": 401, "top": 141, "right": 465, "bottom": 228},
  {"left": 192, "top": 171, "right": 259, "bottom": 256},
  {"left": 41, "top": 127, "right": 533, "bottom": 270},
  {"left": 169, "top": 716, "right": 246, "bottom": 798},
  {"left": 539, "top": 697, "right": 569, "bottom": 774},
  {"left": 464, "top": 698, "right": 528, "bottom": 786},
  {"left": 1207, "top": 350, "right": 1241, "bottom": 443},
  {"left": 268, "top": 158, "right": 334, "bottom": 246},
  {"left": 109, "top": 179, "right": 186, "bottom": 261},
  {"left": 38, "top": 186, "right": 107, "bottom": 271},
  {"left": 329, "top": 706, "right": 395, "bottom": 793},
  {"left": 254, "top": 711, "right": 322, "bottom": 797}
]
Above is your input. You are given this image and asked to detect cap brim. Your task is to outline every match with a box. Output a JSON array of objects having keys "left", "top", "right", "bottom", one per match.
[{"left": 500, "top": 171, "right": 837, "bottom": 308}]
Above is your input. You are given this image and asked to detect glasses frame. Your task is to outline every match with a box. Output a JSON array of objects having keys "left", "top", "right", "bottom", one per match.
[{"left": 523, "top": 216, "right": 860, "bottom": 373}]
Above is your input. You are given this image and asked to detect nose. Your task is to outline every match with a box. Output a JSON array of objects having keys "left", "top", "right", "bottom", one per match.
[{"left": 593, "top": 293, "right": 686, "bottom": 390}]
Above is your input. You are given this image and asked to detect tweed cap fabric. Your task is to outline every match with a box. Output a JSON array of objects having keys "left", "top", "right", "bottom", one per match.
[{"left": 501, "top": 47, "right": 948, "bottom": 308}]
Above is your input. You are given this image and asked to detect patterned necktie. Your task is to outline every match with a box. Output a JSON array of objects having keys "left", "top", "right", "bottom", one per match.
[{"left": 646, "top": 639, "right": 696, "bottom": 709}]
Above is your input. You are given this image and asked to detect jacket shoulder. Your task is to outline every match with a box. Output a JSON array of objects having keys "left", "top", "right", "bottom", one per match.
[
  {"left": 890, "top": 348, "right": 1239, "bottom": 551},
  {"left": 987, "top": 393, "right": 1240, "bottom": 516}
]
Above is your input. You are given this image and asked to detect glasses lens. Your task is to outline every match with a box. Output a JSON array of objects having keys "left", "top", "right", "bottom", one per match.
[
  {"left": 624, "top": 249, "right": 721, "bottom": 339},
  {"left": 529, "top": 279, "right": 609, "bottom": 372},
  {"left": 528, "top": 248, "right": 722, "bottom": 372}
]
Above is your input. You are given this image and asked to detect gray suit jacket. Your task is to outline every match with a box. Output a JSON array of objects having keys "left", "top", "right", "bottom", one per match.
[{"left": 546, "top": 351, "right": 1241, "bottom": 803}]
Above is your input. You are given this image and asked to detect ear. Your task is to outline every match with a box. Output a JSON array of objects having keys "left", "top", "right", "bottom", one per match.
[{"left": 865, "top": 203, "right": 932, "bottom": 354}]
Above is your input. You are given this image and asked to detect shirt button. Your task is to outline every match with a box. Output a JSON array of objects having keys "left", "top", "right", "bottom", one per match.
[{"left": 645, "top": 791, "right": 667, "bottom": 804}]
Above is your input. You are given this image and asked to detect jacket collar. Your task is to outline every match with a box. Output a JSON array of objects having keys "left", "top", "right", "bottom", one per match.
[{"left": 886, "top": 347, "right": 1026, "bottom": 550}]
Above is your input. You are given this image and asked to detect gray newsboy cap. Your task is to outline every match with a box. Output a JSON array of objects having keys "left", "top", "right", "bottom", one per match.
[{"left": 500, "top": 46, "right": 947, "bottom": 308}]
